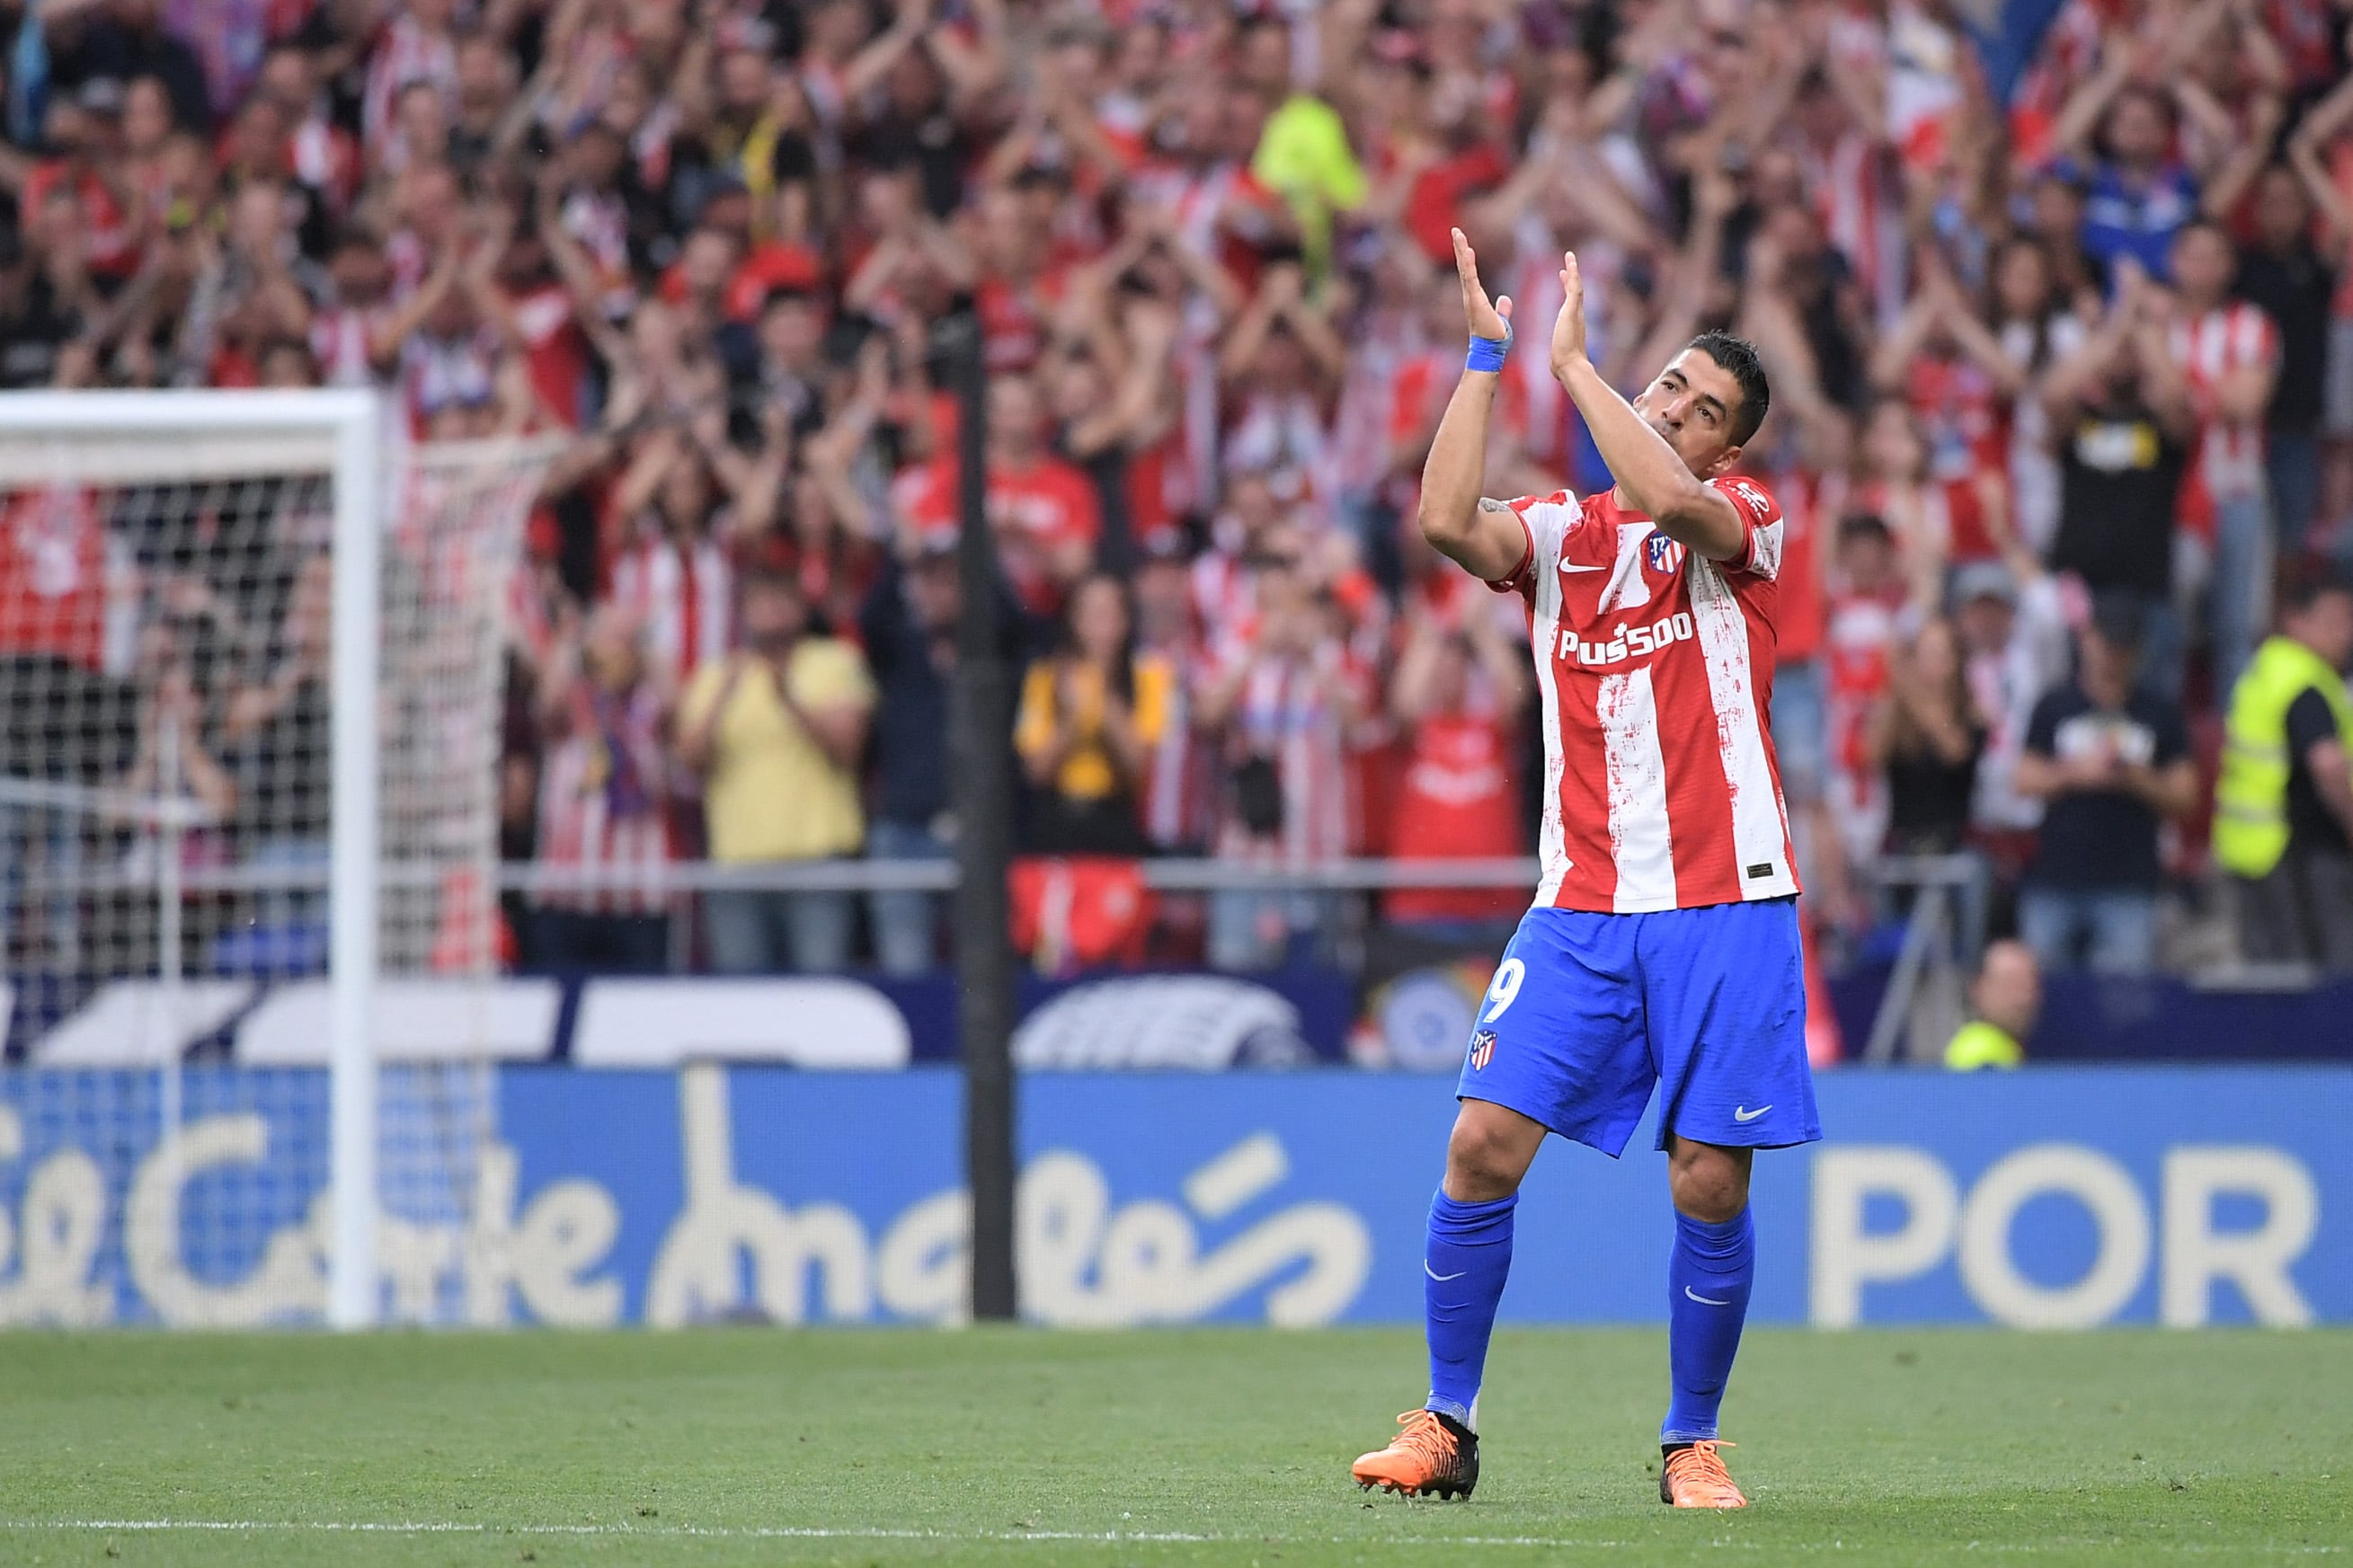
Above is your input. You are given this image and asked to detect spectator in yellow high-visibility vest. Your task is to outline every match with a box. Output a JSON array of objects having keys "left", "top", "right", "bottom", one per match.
[
  {"left": 2213, "top": 571, "right": 2353, "bottom": 971},
  {"left": 1945, "top": 939, "right": 2041, "bottom": 1070}
]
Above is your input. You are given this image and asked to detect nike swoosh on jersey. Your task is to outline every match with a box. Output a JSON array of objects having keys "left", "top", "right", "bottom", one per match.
[
  {"left": 1684, "top": 1286, "right": 1731, "bottom": 1306},
  {"left": 1425, "top": 1262, "right": 1467, "bottom": 1281},
  {"left": 1733, "top": 1104, "right": 1771, "bottom": 1122},
  {"left": 1558, "top": 559, "right": 1608, "bottom": 573}
]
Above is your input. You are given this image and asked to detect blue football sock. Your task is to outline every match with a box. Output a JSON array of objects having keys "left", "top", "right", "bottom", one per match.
[
  {"left": 1662, "top": 1207, "right": 1755, "bottom": 1444},
  {"left": 1423, "top": 1188, "right": 1516, "bottom": 1429}
]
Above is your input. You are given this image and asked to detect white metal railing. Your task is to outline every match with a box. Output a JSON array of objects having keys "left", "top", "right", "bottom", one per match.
[
  {"left": 10, "top": 854, "right": 1556, "bottom": 896},
  {"left": 16, "top": 849, "right": 1988, "bottom": 900},
  {"left": 497, "top": 855, "right": 1551, "bottom": 895},
  {"left": 3, "top": 831, "right": 1997, "bottom": 1066}
]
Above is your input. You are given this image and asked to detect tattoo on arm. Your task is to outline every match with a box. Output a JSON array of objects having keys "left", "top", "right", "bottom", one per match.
[{"left": 1478, "top": 498, "right": 1511, "bottom": 514}]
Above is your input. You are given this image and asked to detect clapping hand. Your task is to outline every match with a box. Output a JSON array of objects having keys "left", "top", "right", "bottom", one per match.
[
  {"left": 1551, "top": 250, "right": 1588, "bottom": 376},
  {"left": 1449, "top": 227, "right": 1514, "bottom": 346}
]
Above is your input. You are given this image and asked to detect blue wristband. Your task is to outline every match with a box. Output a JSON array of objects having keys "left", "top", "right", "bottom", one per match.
[{"left": 1466, "top": 323, "right": 1512, "bottom": 373}]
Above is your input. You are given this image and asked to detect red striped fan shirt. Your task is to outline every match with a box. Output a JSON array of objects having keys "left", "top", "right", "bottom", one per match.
[
  {"left": 608, "top": 532, "right": 733, "bottom": 688},
  {"left": 2167, "top": 302, "right": 2278, "bottom": 532},
  {"left": 534, "top": 684, "right": 674, "bottom": 917},
  {"left": 1487, "top": 479, "right": 1799, "bottom": 914}
]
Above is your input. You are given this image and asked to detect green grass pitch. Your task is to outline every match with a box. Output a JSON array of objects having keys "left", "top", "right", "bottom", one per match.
[{"left": 0, "top": 1328, "right": 2346, "bottom": 1566}]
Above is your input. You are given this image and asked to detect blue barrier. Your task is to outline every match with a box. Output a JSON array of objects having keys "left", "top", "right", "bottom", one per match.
[
  {"left": 0, "top": 970, "right": 1363, "bottom": 1065},
  {"left": 0, "top": 1066, "right": 2346, "bottom": 1329},
  {"left": 14, "top": 968, "right": 2353, "bottom": 1067}
]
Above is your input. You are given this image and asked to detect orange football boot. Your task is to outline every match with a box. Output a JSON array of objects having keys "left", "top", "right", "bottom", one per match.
[
  {"left": 1659, "top": 1440, "right": 1747, "bottom": 1508},
  {"left": 1352, "top": 1410, "right": 1479, "bottom": 1499}
]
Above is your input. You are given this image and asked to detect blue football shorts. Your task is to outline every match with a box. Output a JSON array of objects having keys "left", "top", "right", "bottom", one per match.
[{"left": 1455, "top": 897, "right": 1821, "bottom": 1156}]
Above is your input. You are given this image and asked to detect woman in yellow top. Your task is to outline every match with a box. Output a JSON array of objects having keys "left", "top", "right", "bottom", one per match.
[{"left": 1015, "top": 574, "right": 1173, "bottom": 855}]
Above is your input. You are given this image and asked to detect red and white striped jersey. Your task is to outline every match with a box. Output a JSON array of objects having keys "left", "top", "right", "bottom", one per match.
[
  {"left": 1801, "top": 129, "right": 1906, "bottom": 326},
  {"left": 608, "top": 533, "right": 733, "bottom": 688},
  {"left": 362, "top": 15, "right": 457, "bottom": 148},
  {"left": 2167, "top": 303, "right": 2278, "bottom": 520},
  {"left": 1488, "top": 479, "right": 1799, "bottom": 914},
  {"left": 287, "top": 116, "right": 360, "bottom": 214},
  {"left": 0, "top": 485, "right": 112, "bottom": 673},
  {"left": 1140, "top": 638, "right": 1213, "bottom": 852},
  {"left": 1210, "top": 642, "right": 1369, "bottom": 864},
  {"left": 535, "top": 685, "right": 674, "bottom": 917}
]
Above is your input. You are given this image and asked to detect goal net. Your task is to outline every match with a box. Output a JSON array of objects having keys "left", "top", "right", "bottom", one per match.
[{"left": 0, "top": 392, "right": 555, "bottom": 1327}]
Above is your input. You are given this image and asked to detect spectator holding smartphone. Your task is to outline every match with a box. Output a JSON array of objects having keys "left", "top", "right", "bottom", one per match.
[
  {"left": 677, "top": 571, "right": 875, "bottom": 972},
  {"left": 1194, "top": 553, "right": 1370, "bottom": 969}
]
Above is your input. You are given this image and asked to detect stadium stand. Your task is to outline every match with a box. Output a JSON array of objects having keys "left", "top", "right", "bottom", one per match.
[{"left": 0, "top": 0, "right": 2349, "bottom": 1017}]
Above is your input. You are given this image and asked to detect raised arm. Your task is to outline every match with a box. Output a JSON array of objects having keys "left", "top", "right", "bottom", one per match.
[
  {"left": 1736, "top": 237, "right": 1836, "bottom": 431},
  {"left": 367, "top": 252, "right": 463, "bottom": 368},
  {"left": 842, "top": 0, "right": 934, "bottom": 106},
  {"left": 2049, "top": 45, "right": 2134, "bottom": 164},
  {"left": 1623, "top": 171, "right": 1735, "bottom": 383},
  {"left": 2038, "top": 294, "right": 2138, "bottom": 428},
  {"left": 923, "top": 0, "right": 1006, "bottom": 107},
  {"left": 1416, "top": 229, "right": 1540, "bottom": 583},
  {"left": 2129, "top": 313, "right": 2196, "bottom": 440},
  {"left": 2292, "top": 70, "right": 2353, "bottom": 173},
  {"left": 1548, "top": 250, "right": 1747, "bottom": 562},
  {"left": 1269, "top": 265, "right": 1348, "bottom": 385},
  {"left": 1869, "top": 288, "right": 1944, "bottom": 395},
  {"left": 2287, "top": 138, "right": 2353, "bottom": 257},
  {"left": 2198, "top": 92, "right": 2285, "bottom": 219}
]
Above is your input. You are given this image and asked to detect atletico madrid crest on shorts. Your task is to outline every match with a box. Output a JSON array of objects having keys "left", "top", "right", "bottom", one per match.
[{"left": 1467, "top": 1030, "right": 1497, "bottom": 1072}]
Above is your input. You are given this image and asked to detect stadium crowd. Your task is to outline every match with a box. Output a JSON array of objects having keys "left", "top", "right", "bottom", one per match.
[{"left": 2, "top": 0, "right": 2351, "bottom": 988}]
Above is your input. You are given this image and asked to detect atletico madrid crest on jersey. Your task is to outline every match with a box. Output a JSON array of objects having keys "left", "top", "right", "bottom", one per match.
[
  {"left": 1487, "top": 480, "right": 1803, "bottom": 916},
  {"left": 1467, "top": 1030, "right": 1497, "bottom": 1071}
]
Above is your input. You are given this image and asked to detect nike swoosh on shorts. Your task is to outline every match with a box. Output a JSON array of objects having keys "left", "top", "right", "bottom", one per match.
[{"left": 1733, "top": 1104, "right": 1771, "bottom": 1122}]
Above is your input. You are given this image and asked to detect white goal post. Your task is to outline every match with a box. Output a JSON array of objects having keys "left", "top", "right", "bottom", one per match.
[
  {"left": 0, "top": 390, "right": 380, "bottom": 1326},
  {"left": 0, "top": 389, "right": 554, "bottom": 1328}
]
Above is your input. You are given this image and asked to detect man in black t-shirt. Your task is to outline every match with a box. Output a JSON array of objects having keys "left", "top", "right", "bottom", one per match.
[
  {"left": 2013, "top": 596, "right": 2200, "bottom": 974},
  {"left": 2040, "top": 267, "right": 2192, "bottom": 696}
]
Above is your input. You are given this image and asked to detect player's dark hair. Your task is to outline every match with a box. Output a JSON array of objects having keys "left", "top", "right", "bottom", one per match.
[{"left": 1685, "top": 331, "right": 1771, "bottom": 447}]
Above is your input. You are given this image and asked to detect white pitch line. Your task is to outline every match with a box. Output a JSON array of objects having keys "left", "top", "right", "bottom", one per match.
[{"left": 0, "top": 1520, "right": 2343, "bottom": 1555}]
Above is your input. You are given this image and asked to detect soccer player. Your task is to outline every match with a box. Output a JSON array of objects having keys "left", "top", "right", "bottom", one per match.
[{"left": 1349, "top": 232, "right": 1818, "bottom": 1510}]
